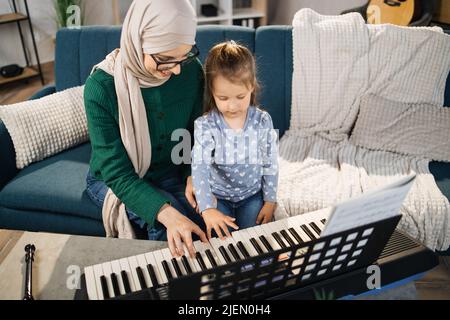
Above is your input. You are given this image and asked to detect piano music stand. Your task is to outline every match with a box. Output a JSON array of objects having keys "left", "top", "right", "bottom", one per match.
[{"left": 167, "top": 215, "right": 404, "bottom": 299}]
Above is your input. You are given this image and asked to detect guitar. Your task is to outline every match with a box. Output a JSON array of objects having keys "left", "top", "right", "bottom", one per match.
[{"left": 366, "top": 0, "right": 416, "bottom": 26}]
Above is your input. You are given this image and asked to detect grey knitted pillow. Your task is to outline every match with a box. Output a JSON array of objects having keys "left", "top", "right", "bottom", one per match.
[
  {"left": 0, "top": 85, "right": 88, "bottom": 169},
  {"left": 350, "top": 94, "right": 450, "bottom": 162}
]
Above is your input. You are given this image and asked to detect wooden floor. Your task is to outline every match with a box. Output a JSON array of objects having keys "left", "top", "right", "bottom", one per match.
[
  {"left": 0, "top": 62, "right": 54, "bottom": 105},
  {"left": 0, "top": 62, "right": 449, "bottom": 299}
]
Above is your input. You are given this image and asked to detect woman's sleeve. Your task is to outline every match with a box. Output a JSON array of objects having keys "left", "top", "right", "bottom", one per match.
[
  {"left": 84, "top": 76, "right": 170, "bottom": 227},
  {"left": 260, "top": 113, "right": 279, "bottom": 203},
  {"left": 191, "top": 118, "right": 216, "bottom": 213}
]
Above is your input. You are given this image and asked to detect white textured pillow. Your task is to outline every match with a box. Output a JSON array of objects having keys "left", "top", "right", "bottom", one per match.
[{"left": 0, "top": 85, "right": 88, "bottom": 169}]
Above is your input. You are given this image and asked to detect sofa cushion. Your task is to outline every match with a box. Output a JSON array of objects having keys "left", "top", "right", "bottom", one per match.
[
  {"left": 0, "top": 86, "right": 87, "bottom": 169},
  {"left": 0, "top": 143, "right": 101, "bottom": 221}
]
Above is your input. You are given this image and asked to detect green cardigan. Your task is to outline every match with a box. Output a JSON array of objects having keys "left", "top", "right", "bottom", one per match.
[{"left": 83, "top": 60, "right": 204, "bottom": 228}]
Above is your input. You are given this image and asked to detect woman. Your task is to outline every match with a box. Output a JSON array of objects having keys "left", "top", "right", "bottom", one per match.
[{"left": 84, "top": 0, "right": 206, "bottom": 258}]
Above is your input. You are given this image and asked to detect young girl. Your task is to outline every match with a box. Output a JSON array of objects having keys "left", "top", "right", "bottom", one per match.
[{"left": 191, "top": 41, "right": 279, "bottom": 240}]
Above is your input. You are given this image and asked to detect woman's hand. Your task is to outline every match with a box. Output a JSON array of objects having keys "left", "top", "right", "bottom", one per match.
[
  {"left": 185, "top": 176, "right": 199, "bottom": 213},
  {"left": 202, "top": 208, "right": 239, "bottom": 240},
  {"left": 256, "top": 202, "right": 276, "bottom": 225},
  {"left": 157, "top": 204, "right": 207, "bottom": 258}
]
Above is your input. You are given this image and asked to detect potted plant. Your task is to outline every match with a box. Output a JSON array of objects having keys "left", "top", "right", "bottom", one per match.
[{"left": 54, "top": 0, "right": 84, "bottom": 29}]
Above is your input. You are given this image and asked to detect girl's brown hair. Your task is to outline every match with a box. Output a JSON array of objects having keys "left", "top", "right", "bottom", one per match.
[{"left": 204, "top": 41, "right": 260, "bottom": 114}]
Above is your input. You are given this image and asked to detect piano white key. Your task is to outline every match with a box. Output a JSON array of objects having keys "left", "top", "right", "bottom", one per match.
[
  {"left": 246, "top": 227, "right": 268, "bottom": 253},
  {"left": 93, "top": 264, "right": 105, "bottom": 300},
  {"left": 136, "top": 254, "right": 153, "bottom": 288},
  {"left": 259, "top": 223, "right": 282, "bottom": 250},
  {"left": 161, "top": 248, "right": 178, "bottom": 278},
  {"left": 264, "top": 221, "right": 288, "bottom": 248},
  {"left": 110, "top": 260, "right": 126, "bottom": 295},
  {"left": 127, "top": 255, "right": 143, "bottom": 291},
  {"left": 209, "top": 237, "right": 229, "bottom": 265},
  {"left": 84, "top": 266, "right": 98, "bottom": 300},
  {"left": 232, "top": 229, "right": 258, "bottom": 257},
  {"left": 101, "top": 262, "right": 116, "bottom": 298},
  {"left": 301, "top": 214, "right": 323, "bottom": 236},
  {"left": 290, "top": 215, "right": 315, "bottom": 242},
  {"left": 296, "top": 215, "right": 321, "bottom": 238},
  {"left": 282, "top": 219, "right": 305, "bottom": 244},
  {"left": 218, "top": 236, "right": 237, "bottom": 262},
  {"left": 182, "top": 244, "right": 200, "bottom": 273},
  {"left": 193, "top": 241, "right": 213, "bottom": 269},
  {"left": 145, "top": 251, "right": 166, "bottom": 285},
  {"left": 119, "top": 257, "right": 137, "bottom": 292},
  {"left": 226, "top": 233, "right": 244, "bottom": 260}
]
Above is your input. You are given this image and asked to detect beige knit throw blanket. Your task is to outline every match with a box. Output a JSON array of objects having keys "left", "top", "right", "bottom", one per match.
[{"left": 275, "top": 9, "right": 450, "bottom": 251}]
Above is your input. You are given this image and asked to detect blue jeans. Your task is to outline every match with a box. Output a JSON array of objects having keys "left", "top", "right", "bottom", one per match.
[
  {"left": 216, "top": 191, "right": 265, "bottom": 230},
  {"left": 85, "top": 170, "right": 206, "bottom": 241}
]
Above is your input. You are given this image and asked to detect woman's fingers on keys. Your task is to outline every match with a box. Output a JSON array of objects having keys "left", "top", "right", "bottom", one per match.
[
  {"left": 173, "top": 234, "right": 185, "bottom": 257},
  {"left": 192, "top": 224, "right": 208, "bottom": 243},
  {"left": 182, "top": 231, "right": 196, "bottom": 258},
  {"left": 168, "top": 234, "right": 178, "bottom": 257}
]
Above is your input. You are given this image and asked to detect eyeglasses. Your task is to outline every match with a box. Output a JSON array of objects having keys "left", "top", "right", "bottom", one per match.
[{"left": 151, "top": 45, "right": 200, "bottom": 71}]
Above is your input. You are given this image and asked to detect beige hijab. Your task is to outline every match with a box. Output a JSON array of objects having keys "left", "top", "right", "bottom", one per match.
[{"left": 91, "top": 0, "right": 197, "bottom": 238}]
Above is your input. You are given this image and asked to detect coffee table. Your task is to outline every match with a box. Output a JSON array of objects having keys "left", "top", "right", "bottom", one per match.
[{"left": 0, "top": 229, "right": 167, "bottom": 300}]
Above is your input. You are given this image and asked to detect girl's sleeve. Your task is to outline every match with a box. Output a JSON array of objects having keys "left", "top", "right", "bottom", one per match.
[
  {"left": 260, "top": 113, "right": 279, "bottom": 203},
  {"left": 192, "top": 118, "right": 217, "bottom": 213}
]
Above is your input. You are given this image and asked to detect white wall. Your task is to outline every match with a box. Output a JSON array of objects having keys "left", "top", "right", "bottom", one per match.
[
  {"left": 0, "top": 0, "right": 132, "bottom": 67},
  {"left": 267, "top": 0, "right": 367, "bottom": 25},
  {"left": 0, "top": 0, "right": 367, "bottom": 67}
]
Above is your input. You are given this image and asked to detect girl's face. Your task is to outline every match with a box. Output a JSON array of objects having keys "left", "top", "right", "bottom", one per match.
[
  {"left": 212, "top": 75, "right": 254, "bottom": 120},
  {"left": 144, "top": 44, "right": 193, "bottom": 79}
]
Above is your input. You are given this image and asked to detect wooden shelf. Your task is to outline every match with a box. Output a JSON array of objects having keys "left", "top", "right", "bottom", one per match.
[
  {"left": 0, "top": 67, "right": 39, "bottom": 85},
  {"left": 0, "top": 13, "right": 28, "bottom": 25}
]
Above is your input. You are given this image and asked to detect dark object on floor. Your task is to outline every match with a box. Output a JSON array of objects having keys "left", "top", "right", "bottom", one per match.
[
  {"left": 201, "top": 4, "right": 218, "bottom": 17},
  {"left": 0, "top": 64, "right": 24, "bottom": 78}
]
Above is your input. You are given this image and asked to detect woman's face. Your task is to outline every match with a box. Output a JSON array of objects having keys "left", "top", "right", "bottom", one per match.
[{"left": 144, "top": 44, "right": 193, "bottom": 79}]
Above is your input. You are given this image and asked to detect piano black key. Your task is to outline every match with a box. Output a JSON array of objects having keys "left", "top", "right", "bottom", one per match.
[
  {"left": 205, "top": 249, "right": 218, "bottom": 267},
  {"left": 272, "top": 232, "right": 287, "bottom": 249},
  {"left": 100, "top": 275, "right": 110, "bottom": 299},
  {"left": 120, "top": 270, "right": 131, "bottom": 294},
  {"left": 250, "top": 238, "right": 264, "bottom": 255},
  {"left": 219, "top": 246, "right": 232, "bottom": 263},
  {"left": 181, "top": 255, "right": 193, "bottom": 274},
  {"left": 321, "top": 219, "right": 326, "bottom": 225},
  {"left": 171, "top": 258, "right": 183, "bottom": 277},
  {"left": 259, "top": 235, "right": 273, "bottom": 251},
  {"left": 288, "top": 228, "right": 305, "bottom": 244},
  {"left": 309, "top": 222, "right": 322, "bottom": 235},
  {"left": 301, "top": 224, "right": 317, "bottom": 240},
  {"left": 162, "top": 260, "right": 173, "bottom": 280},
  {"left": 195, "top": 252, "right": 207, "bottom": 271},
  {"left": 110, "top": 273, "right": 121, "bottom": 296},
  {"left": 237, "top": 241, "right": 250, "bottom": 258},
  {"left": 146, "top": 264, "right": 159, "bottom": 287},
  {"left": 280, "top": 230, "right": 295, "bottom": 246},
  {"left": 136, "top": 266, "right": 148, "bottom": 288},
  {"left": 228, "top": 243, "right": 242, "bottom": 261}
]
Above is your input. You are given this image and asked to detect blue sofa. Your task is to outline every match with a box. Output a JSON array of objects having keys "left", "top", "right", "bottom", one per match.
[{"left": 0, "top": 25, "right": 449, "bottom": 254}]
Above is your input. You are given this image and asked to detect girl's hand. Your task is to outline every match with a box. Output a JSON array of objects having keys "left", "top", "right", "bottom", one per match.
[
  {"left": 185, "top": 176, "right": 199, "bottom": 213},
  {"left": 202, "top": 208, "right": 239, "bottom": 240},
  {"left": 256, "top": 202, "right": 276, "bottom": 225},
  {"left": 157, "top": 204, "right": 208, "bottom": 258}
]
